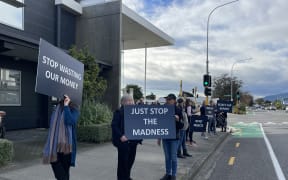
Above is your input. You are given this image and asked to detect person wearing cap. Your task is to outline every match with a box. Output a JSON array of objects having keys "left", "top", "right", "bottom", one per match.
[{"left": 158, "top": 93, "right": 184, "bottom": 180}]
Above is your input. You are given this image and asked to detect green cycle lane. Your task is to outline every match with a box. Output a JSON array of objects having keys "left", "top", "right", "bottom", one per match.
[{"left": 230, "top": 122, "right": 263, "bottom": 138}]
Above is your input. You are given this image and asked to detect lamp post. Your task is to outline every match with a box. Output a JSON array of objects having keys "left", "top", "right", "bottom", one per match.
[
  {"left": 206, "top": 0, "right": 239, "bottom": 75},
  {"left": 205, "top": 0, "right": 239, "bottom": 104},
  {"left": 230, "top": 58, "right": 252, "bottom": 102}
]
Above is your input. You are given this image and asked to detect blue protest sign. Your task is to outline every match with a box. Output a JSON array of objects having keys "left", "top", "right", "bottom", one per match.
[
  {"left": 35, "top": 39, "right": 84, "bottom": 105},
  {"left": 217, "top": 100, "right": 233, "bottom": 113},
  {"left": 191, "top": 115, "right": 207, "bottom": 132},
  {"left": 124, "top": 105, "right": 176, "bottom": 139}
]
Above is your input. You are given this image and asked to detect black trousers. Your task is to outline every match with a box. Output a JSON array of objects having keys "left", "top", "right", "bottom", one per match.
[
  {"left": 117, "top": 141, "right": 138, "bottom": 180},
  {"left": 51, "top": 153, "right": 71, "bottom": 180}
]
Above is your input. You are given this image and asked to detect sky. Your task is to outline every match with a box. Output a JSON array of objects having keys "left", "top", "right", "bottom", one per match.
[{"left": 122, "top": 0, "right": 288, "bottom": 99}]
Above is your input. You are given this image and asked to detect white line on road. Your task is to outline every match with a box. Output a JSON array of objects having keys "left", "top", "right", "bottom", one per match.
[{"left": 260, "top": 123, "right": 286, "bottom": 180}]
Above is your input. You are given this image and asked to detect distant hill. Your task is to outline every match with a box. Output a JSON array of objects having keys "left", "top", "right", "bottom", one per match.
[{"left": 263, "top": 92, "right": 288, "bottom": 102}]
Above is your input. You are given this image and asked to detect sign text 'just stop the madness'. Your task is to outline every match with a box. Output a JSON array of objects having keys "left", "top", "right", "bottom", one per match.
[{"left": 124, "top": 105, "right": 176, "bottom": 139}]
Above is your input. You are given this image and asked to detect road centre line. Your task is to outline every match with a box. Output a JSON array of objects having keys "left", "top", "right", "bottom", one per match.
[
  {"left": 260, "top": 123, "right": 286, "bottom": 180},
  {"left": 235, "top": 142, "right": 240, "bottom": 148},
  {"left": 228, "top": 157, "right": 235, "bottom": 165}
]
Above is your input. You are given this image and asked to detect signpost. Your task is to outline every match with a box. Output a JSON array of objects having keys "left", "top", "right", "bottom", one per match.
[
  {"left": 35, "top": 39, "right": 84, "bottom": 105},
  {"left": 124, "top": 105, "right": 176, "bottom": 139}
]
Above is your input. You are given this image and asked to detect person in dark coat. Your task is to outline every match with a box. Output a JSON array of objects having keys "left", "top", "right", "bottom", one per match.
[{"left": 111, "top": 94, "right": 142, "bottom": 180}]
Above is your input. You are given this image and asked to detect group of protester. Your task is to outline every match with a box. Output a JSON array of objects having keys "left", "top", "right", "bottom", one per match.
[
  {"left": 41, "top": 93, "right": 227, "bottom": 180},
  {"left": 111, "top": 93, "right": 228, "bottom": 180}
]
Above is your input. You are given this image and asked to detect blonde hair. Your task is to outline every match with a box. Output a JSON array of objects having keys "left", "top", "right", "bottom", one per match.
[{"left": 121, "top": 94, "right": 134, "bottom": 105}]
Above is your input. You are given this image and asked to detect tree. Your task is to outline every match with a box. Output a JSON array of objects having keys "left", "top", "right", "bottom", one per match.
[
  {"left": 240, "top": 92, "right": 253, "bottom": 106},
  {"left": 255, "top": 98, "right": 265, "bottom": 105},
  {"left": 69, "top": 46, "right": 107, "bottom": 101},
  {"left": 146, "top": 92, "right": 156, "bottom": 100},
  {"left": 273, "top": 100, "right": 283, "bottom": 110},
  {"left": 213, "top": 74, "right": 243, "bottom": 104},
  {"left": 125, "top": 84, "right": 143, "bottom": 101}
]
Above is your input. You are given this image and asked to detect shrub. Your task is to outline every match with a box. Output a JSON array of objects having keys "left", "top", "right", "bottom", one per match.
[
  {"left": 77, "top": 124, "right": 111, "bottom": 143},
  {"left": 0, "top": 139, "right": 14, "bottom": 166},
  {"left": 77, "top": 100, "right": 113, "bottom": 143},
  {"left": 78, "top": 100, "right": 113, "bottom": 126}
]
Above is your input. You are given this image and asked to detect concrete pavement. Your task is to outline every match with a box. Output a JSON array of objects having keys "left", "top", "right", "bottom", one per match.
[{"left": 0, "top": 129, "right": 228, "bottom": 180}]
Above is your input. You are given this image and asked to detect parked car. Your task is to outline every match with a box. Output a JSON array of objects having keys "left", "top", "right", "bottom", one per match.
[
  {"left": 285, "top": 106, "right": 288, "bottom": 113},
  {"left": 268, "top": 106, "right": 276, "bottom": 110}
]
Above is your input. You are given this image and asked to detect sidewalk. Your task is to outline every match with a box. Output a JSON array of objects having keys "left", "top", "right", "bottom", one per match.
[{"left": 0, "top": 129, "right": 228, "bottom": 180}]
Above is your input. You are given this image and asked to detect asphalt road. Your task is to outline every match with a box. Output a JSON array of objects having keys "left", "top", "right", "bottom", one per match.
[{"left": 194, "top": 110, "right": 288, "bottom": 180}]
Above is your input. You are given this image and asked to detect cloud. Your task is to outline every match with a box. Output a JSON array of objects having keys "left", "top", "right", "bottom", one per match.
[{"left": 122, "top": 0, "right": 288, "bottom": 98}]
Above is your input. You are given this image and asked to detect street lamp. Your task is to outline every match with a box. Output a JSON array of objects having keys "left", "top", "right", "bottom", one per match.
[
  {"left": 205, "top": 0, "right": 239, "bottom": 104},
  {"left": 206, "top": 0, "right": 239, "bottom": 75},
  {"left": 230, "top": 58, "right": 252, "bottom": 102}
]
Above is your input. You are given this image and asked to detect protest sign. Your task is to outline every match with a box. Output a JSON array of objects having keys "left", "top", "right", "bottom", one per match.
[
  {"left": 35, "top": 39, "right": 84, "bottom": 105},
  {"left": 124, "top": 105, "right": 176, "bottom": 139},
  {"left": 191, "top": 115, "right": 208, "bottom": 132},
  {"left": 205, "top": 106, "right": 215, "bottom": 119},
  {"left": 217, "top": 100, "right": 233, "bottom": 113}
]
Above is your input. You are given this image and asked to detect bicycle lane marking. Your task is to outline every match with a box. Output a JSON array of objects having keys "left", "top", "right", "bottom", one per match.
[{"left": 260, "top": 123, "right": 286, "bottom": 180}]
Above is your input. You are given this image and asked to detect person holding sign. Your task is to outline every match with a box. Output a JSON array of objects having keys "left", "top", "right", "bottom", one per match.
[
  {"left": 43, "top": 95, "right": 79, "bottom": 180},
  {"left": 111, "top": 94, "right": 142, "bottom": 180},
  {"left": 158, "top": 94, "right": 184, "bottom": 180}
]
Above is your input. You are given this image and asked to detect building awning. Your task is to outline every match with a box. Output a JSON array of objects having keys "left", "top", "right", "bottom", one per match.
[{"left": 122, "top": 4, "right": 174, "bottom": 50}]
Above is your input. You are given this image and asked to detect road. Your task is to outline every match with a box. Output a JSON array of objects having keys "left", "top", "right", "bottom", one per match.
[{"left": 194, "top": 110, "right": 288, "bottom": 180}]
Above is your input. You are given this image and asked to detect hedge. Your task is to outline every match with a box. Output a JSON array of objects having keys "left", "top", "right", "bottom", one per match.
[
  {"left": 0, "top": 139, "right": 14, "bottom": 166},
  {"left": 77, "top": 123, "right": 111, "bottom": 143}
]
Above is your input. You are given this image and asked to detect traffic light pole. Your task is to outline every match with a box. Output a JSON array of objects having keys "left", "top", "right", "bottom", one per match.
[{"left": 205, "top": 0, "right": 239, "bottom": 105}]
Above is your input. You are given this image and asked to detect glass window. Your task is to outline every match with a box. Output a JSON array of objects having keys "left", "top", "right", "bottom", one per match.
[
  {"left": 0, "top": 0, "right": 24, "bottom": 30},
  {"left": 0, "top": 68, "right": 21, "bottom": 106}
]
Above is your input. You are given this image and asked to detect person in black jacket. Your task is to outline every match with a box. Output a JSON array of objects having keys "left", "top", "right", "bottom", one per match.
[
  {"left": 111, "top": 94, "right": 141, "bottom": 180},
  {"left": 158, "top": 93, "right": 184, "bottom": 180}
]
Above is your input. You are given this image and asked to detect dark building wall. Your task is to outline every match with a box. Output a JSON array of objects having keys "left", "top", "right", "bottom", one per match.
[
  {"left": 0, "top": 0, "right": 76, "bottom": 49},
  {"left": 60, "top": 8, "right": 76, "bottom": 50},
  {"left": 0, "top": 56, "right": 48, "bottom": 130},
  {"left": 0, "top": 1, "right": 78, "bottom": 130},
  {"left": 76, "top": 1, "right": 122, "bottom": 110},
  {"left": 0, "top": 0, "right": 56, "bottom": 45}
]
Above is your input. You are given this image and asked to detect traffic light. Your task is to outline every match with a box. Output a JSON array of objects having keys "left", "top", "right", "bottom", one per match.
[
  {"left": 204, "top": 87, "right": 212, "bottom": 96},
  {"left": 203, "top": 74, "right": 211, "bottom": 87},
  {"left": 236, "top": 91, "right": 240, "bottom": 100}
]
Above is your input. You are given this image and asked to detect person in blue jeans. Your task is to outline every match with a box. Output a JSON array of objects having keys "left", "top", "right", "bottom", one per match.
[
  {"left": 176, "top": 98, "right": 192, "bottom": 158},
  {"left": 158, "top": 94, "right": 184, "bottom": 180}
]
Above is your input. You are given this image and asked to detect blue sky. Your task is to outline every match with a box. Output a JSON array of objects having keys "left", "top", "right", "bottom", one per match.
[{"left": 122, "top": 0, "right": 288, "bottom": 99}]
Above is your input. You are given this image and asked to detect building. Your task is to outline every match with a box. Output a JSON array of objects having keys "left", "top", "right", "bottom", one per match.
[{"left": 0, "top": 0, "right": 173, "bottom": 130}]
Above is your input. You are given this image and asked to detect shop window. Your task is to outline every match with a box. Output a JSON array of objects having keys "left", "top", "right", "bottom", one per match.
[
  {"left": 0, "top": 68, "right": 21, "bottom": 106},
  {"left": 0, "top": 0, "right": 24, "bottom": 30}
]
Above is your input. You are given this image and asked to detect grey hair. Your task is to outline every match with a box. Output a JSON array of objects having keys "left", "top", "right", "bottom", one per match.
[{"left": 121, "top": 94, "right": 134, "bottom": 105}]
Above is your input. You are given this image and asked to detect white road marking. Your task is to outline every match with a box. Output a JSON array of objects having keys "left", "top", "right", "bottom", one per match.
[{"left": 260, "top": 123, "right": 286, "bottom": 180}]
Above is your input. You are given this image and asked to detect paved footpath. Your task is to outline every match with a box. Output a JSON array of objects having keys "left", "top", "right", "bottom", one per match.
[{"left": 0, "top": 129, "right": 228, "bottom": 180}]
